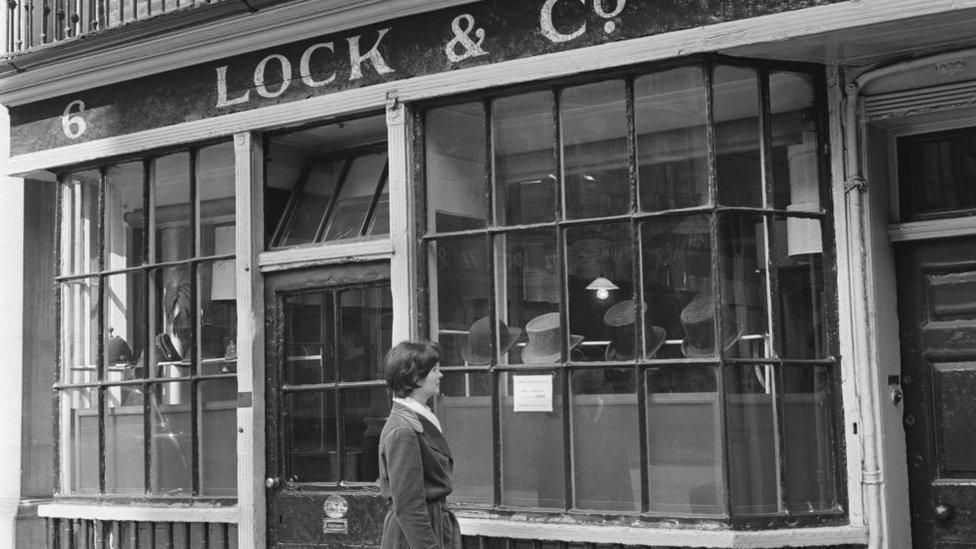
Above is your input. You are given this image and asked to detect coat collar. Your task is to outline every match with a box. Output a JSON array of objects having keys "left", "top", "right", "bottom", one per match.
[{"left": 389, "top": 402, "right": 453, "bottom": 459}]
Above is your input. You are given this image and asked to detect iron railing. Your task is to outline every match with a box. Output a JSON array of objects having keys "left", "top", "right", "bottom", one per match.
[
  {"left": 4, "top": 0, "right": 222, "bottom": 55},
  {"left": 45, "top": 517, "right": 236, "bottom": 548}
]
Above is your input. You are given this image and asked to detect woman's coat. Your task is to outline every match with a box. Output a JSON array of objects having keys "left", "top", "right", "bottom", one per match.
[{"left": 378, "top": 402, "right": 462, "bottom": 549}]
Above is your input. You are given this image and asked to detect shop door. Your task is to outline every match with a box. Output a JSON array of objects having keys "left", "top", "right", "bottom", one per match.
[
  {"left": 265, "top": 263, "right": 393, "bottom": 548},
  {"left": 895, "top": 235, "right": 976, "bottom": 548}
]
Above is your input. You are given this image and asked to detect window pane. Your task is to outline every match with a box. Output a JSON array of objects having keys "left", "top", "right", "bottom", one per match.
[
  {"left": 285, "top": 291, "right": 335, "bottom": 385},
  {"left": 898, "top": 127, "right": 976, "bottom": 219},
  {"left": 429, "top": 237, "right": 490, "bottom": 366},
  {"left": 725, "top": 364, "right": 779, "bottom": 516},
  {"left": 104, "top": 271, "right": 146, "bottom": 380},
  {"left": 63, "top": 388, "right": 99, "bottom": 494},
  {"left": 154, "top": 266, "right": 194, "bottom": 369},
  {"left": 149, "top": 382, "right": 193, "bottom": 494},
  {"left": 199, "top": 260, "right": 237, "bottom": 367},
  {"left": 769, "top": 72, "right": 820, "bottom": 212},
  {"left": 341, "top": 386, "right": 390, "bottom": 482},
  {"left": 771, "top": 216, "right": 827, "bottom": 359},
  {"left": 718, "top": 213, "right": 770, "bottom": 358},
  {"left": 646, "top": 365, "right": 723, "bottom": 515},
  {"left": 714, "top": 66, "right": 762, "bottom": 207},
  {"left": 562, "top": 80, "right": 629, "bottom": 219},
  {"left": 154, "top": 152, "right": 191, "bottom": 262},
  {"left": 426, "top": 102, "right": 488, "bottom": 233},
  {"left": 324, "top": 152, "right": 387, "bottom": 241},
  {"left": 60, "top": 171, "right": 100, "bottom": 276},
  {"left": 279, "top": 160, "right": 344, "bottom": 247},
  {"left": 367, "top": 180, "right": 390, "bottom": 236},
  {"left": 438, "top": 371, "right": 492, "bottom": 504},
  {"left": 286, "top": 391, "right": 337, "bottom": 483},
  {"left": 493, "top": 92, "right": 556, "bottom": 225},
  {"left": 567, "top": 223, "right": 633, "bottom": 362},
  {"left": 497, "top": 230, "right": 557, "bottom": 365},
  {"left": 105, "top": 162, "right": 145, "bottom": 270},
  {"left": 61, "top": 277, "right": 99, "bottom": 384},
  {"left": 571, "top": 368, "right": 638, "bottom": 511},
  {"left": 637, "top": 67, "right": 709, "bottom": 211},
  {"left": 198, "top": 142, "right": 236, "bottom": 256},
  {"left": 641, "top": 215, "right": 712, "bottom": 359},
  {"left": 339, "top": 286, "right": 393, "bottom": 382},
  {"left": 199, "top": 378, "right": 238, "bottom": 496},
  {"left": 500, "top": 370, "right": 564, "bottom": 508},
  {"left": 782, "top": 366, "right": 838, "bottom": 513},
  {"left": 105, "top": 387, "right": 145, "bottom": 494}
]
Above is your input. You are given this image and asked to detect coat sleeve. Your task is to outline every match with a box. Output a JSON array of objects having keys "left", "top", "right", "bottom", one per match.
[{"left": 384, "top": 426, "right": 439, "bottom": 549}]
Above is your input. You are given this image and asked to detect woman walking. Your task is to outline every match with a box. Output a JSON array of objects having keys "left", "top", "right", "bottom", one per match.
[{"left": 379, "top": 340, "right": 462, "bottom": 549}]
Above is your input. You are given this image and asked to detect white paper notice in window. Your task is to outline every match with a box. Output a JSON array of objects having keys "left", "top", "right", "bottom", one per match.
[{"left": 513, "top": 374, "right": 553, "bottom": 412}]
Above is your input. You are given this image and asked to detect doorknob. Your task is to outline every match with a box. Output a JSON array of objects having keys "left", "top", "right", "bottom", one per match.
[
  {"left": 934, "top": 504, "right": 953, "bottom": 521},
  {"left": 265, "top": 477, "right": 281, "bottom": 490}
]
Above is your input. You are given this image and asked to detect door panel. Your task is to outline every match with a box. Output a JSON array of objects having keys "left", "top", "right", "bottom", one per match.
[
  {"left": 266, "top": 263, "right": 392, "bottom": 548},
  {"left": 896, "top": 236, "right": 976, "bottom": 548}
]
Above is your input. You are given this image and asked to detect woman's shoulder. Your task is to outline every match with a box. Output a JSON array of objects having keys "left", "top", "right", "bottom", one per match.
[{"left": 382, "top": 407, "right": 424, "bottom": 435}]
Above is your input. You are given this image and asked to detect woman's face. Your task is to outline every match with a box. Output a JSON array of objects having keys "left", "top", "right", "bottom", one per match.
[{"left": 412, "top": 364, "right": 443, "bottom": 402}]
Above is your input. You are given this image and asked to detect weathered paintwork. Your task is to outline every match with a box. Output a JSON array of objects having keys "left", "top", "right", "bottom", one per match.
[
  {"left": 274, "top": 490, "right": 388, "bottom": 547},
  {"left": 9, "top": 0, "right": 845, "bottom": 156}
]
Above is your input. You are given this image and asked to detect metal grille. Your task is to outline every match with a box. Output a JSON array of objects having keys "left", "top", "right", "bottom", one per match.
[
  {"left": 45, "top": 517, "right": 236, "bottom": 548},
  {"left": 461, "top": 537, "right": 867, "bottom": 549}
]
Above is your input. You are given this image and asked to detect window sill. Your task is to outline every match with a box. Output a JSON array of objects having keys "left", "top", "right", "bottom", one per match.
[
  {"left": 456, "top": 515, "right": 867, "bottom": 548},
  {"left": 35, "top": 501, "right": 238, "bottom": 523}
]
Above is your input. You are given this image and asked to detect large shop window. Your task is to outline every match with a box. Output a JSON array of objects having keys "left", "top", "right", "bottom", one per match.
[
  {"left": 420, "top": 59, "right": 843, "bottom": 525},
  {"left": 57, "top": 142, "right": 238, "bottom": 497}
]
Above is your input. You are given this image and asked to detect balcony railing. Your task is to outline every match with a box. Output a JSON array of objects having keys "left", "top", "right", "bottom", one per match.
[{"left": 4, "top": 0, "right": 224, "bottom": 55}]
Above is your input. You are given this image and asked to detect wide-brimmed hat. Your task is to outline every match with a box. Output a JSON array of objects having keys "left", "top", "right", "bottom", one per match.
[
  {"left": 603, "top": 300, "right": 667, "bottom": 360},
  {"left": 679, "top": 291, "right": 744, "bottom": 358},
  {"left": 520, "top": 312, "right": 583, "bottom": 364},
  {"left": 462, "top": 317, "right": 522, "bottom": 365}
]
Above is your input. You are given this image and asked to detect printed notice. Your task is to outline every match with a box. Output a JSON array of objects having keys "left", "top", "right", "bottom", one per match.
[{"left": 513, "top": 374, "right": 553, "bottom": 412}]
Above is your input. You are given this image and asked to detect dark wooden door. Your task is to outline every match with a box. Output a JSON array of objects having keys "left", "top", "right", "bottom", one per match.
[
  {"left": 896, "top": 235, "right": 976, "bottom": 548},
  {"left": 265, "top": 263, "right": 392, "bottom": 548}
]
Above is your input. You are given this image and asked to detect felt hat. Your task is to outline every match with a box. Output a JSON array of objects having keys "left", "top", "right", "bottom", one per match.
[
  {"left": 462, "top": 317, "right": 522, "bottom": 365},
  {"left": 520, "top": 312, "right": 584, "bottom": 364},
  {"left": 679, "top": 291, "right": 744, "bottom": 358},
  {"left": 602, "top": 300, "right": 667, "bottom": 360}
]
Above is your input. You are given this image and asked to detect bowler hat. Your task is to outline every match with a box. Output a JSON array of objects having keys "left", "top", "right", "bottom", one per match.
[
  {"left": 520, "top": 312, "right": 584, "bottom": 364},
  {"left": 462, "top": 317, "right": 522, "bottom": 365}
]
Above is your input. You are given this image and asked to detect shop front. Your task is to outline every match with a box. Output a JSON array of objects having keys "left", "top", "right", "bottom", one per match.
[{"left": 3, "top": 0, "right": 976, "bottom": 548}]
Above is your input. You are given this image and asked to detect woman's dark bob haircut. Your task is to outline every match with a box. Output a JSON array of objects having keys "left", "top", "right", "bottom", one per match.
[{"left": 385, "top": 340, "right": 441, "bottom": 398}]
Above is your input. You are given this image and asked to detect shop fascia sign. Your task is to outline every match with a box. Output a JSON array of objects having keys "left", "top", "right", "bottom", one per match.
[{"left": 9, "top": 0, "right": 842, "bottom": 155}]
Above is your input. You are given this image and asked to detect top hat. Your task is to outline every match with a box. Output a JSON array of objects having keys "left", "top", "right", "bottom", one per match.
[
  {"left": 679, "top": 291, "right": 743, "bottom": 358},
  {"left": 462, "top": 317, "right": 522, "bottom": 365},
  {"left": 520, "top": 312, "right": 584, "bottom": 364},
  {"left": 602, "top": 300, "right": 667, "bottom": 360}
]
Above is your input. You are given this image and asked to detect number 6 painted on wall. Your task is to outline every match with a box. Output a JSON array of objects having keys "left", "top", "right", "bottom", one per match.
[{"left": 61, "top": 100, "right": 87, "bottom": 139}]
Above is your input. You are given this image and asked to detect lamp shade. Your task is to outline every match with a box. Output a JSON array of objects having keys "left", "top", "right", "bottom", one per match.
[{"left": 585, "top": 276, "right": 619, "bottom": 292}]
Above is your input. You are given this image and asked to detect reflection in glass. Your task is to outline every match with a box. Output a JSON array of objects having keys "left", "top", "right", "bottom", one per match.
[
  {"left": 493, "top": 92, "right": 556, "bottom": 225},
  {"left": 197, "top": 142, "right": 236, "bottom": 256},
  {"left": 772, "top": 216, "right": 826, "bottom": 359},
  {"left": 367, "top": 180, "right": 390, "bottom": 236},
  {"left": 199, "top": 378, "right": 238, "bottom": 496},
  {"left": 61, "top": 278, "right": 99, "bottom": 384},
  {"left": 562, "top": 80, "right": 629, "bottom": 219},
  {"left": 103, "top": 272, "right": 146, "bottom": 384},
  {"left": 105, "top": 162, "right": 145, "bottom": 270},
  {"left": 60, "top": 170, "right": 100, "bottom": 276},
  {"left": 278, "top": 159, "right": 344, "bottom": 247},
  {"left": 641, "top": 215, "right": 712, "bottom": 359},
  {"left": 339, "top": 286, "right": 393, "bottom": 382},
  {"left": 323, "top": 152, "right": 387, "bottom": 241},
  {"left": 154, "top": 152, "right": 192, "bottom": 262},
  {"left": 426, "top": 102, "right": 487, "bottom": 233},
  {"left": 718, "top": 213, "right": 769, "bottom": 358},
  {"left": 286, "top": 391, "right": 337, "bottom": 483},
  {"left": 637, "top": 67, "right": 709, "bottom": 211},
  {"left": 782, "top": 366, "right": 838, "bottom": 513},
  {"left": 430, "top": 237, "right": 490, "bottom": 366},
  {"left": 285, "top": 291, "right": 335, "bottom": 385},
  {"left": 725, "top": 364, "right": 779, "bottom": 516},
  {"left": 899, "top": 127, "right": 976, "bottom": 219},
  {"left": 500, "top": 371, "right": 564, "bottom": 508},
  {"left": 65, "top": 388, "right": 99, "bottom": 494},
  {"left": 646, "top": 366, "right": 723, "bottom": 514},
  {"left": 150, "top": 382, "right": 193, "bottom": 494},
  {"left": 105, "top": 386, "right": 145, "bottom": 494},
  {"left": 769, "top": 72, "right": 820, "bottom": 212},
  {"left": 572, "top": 369, "right": 638, "bottom": 511},
  {"left": 714, "top": 66, "right": 761, "bottom": 207},
  {"left": 199, "top": 260, "right": 238, "bottom": 367},
  {"left": 340, "top": 387, "right": 390, "bottom": 482},
  {"left": 497, "top": 230, "right": 558, "bottom": 364},
  {"left": 566, "top": 223, "right": 632, "bottom": 362},
  {"left": 438, "top": 371, "right": 492, "bottom": 503},
  {"left": 155, "top": 266, "right": 193, "bottom": 373}
]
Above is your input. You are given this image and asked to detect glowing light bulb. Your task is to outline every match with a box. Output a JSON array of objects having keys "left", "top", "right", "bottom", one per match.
[{"left": 595, "top": 287, "right": 610, "bottom": 300}]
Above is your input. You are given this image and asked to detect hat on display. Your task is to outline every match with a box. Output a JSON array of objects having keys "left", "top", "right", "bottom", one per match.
[
  {"left": 520, "top": 312, "right": 584, "bottom": 364},
  {"left": 462, "top": 317, "right": 522, "bottom": 365},
  {"left": 603, "top": 300, "right": 667, "bottom": 360},
  {"left": 679, "top": 291, "right": 744, "bottom": 358}
]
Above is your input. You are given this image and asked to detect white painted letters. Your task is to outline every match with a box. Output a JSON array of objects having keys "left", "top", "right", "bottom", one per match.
[
  {"left": 254, "top": 54, "right": 293, "bottom": 98},
  {"left": 61, "top": 100, "right": 87, "bottom": 139},
  {"left": 348, "top": 28, "right": 394, "bottom": 80},
  {"left": 445, "top": 14, "right": 488, "bottom": 63},
  {"left": 300, "top": 42, "right": 337, "bottom": 87},
  {"left": 215, "top": 66, "right": 250, "bottom": 108},
  {"left": 541, "top": 0, "right": 586, "bottom": 43}
]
